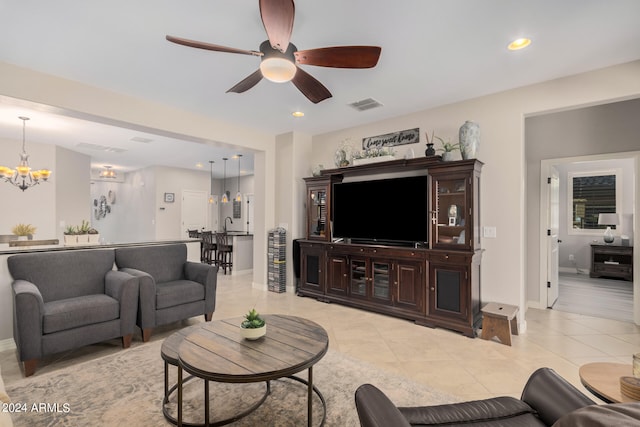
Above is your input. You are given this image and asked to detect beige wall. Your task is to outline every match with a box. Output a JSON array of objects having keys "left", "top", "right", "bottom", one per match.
[
  {"left": 0, "top": 61, "right": 279, "bottom": 293},
  {"left": 311, "top": 60, "right": 640, "bottom": 326}
]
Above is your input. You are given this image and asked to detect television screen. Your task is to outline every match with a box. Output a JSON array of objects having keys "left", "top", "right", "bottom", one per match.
[{"left": 332, "top": 175, "right": 429, "bottom": 244}]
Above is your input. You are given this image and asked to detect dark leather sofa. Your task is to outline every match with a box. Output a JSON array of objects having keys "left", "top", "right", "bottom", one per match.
[{"left": 355, "top": 367, "right": 599, "bottom": 426}]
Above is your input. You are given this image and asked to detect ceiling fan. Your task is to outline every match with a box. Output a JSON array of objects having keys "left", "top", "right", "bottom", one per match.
[{"left": 166, "top": 0, "right": 382, "bottom": 104}]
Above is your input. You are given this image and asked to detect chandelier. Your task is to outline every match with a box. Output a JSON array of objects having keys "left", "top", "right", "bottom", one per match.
[
  {"left": 99, "top": 165, "right": 117, "bottom": 179},
  {"left": 0, "top": 117, "right": 52, "bottom": 191}
]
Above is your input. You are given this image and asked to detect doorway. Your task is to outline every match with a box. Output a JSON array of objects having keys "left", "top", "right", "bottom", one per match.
[{"left": 539, "top": 153, "right": 638, "bottom": 322}]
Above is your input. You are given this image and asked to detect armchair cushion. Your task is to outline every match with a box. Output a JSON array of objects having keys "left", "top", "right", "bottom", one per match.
[
  {"left": 156, "top": 280, "right": 205, "bottom": 309},
  {"left": 43, "top": 294, "right": 119, "bottom": 334}
]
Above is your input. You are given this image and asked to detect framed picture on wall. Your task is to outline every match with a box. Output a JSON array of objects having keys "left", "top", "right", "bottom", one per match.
[{"left": 164, "top": 192, "right": 175, "bottom": 203}]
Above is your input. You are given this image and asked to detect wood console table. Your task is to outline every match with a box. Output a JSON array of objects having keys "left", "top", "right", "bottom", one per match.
[{"left": 590, "top": 244, "right": 633, "bottom": 281}]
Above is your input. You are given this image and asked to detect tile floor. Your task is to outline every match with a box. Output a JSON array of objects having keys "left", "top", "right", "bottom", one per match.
[{"left": 2, "top": 272, "right": 639, "bottom": 404}]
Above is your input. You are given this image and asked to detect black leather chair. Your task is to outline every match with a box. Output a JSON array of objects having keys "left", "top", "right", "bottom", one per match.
[{"left": 355, "top": 368, "right": 596, "bottom": 427}]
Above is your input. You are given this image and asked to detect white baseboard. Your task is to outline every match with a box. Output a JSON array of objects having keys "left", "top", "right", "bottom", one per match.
[{"left": 0, "top": 338, "right": 16, "bottom": 352}]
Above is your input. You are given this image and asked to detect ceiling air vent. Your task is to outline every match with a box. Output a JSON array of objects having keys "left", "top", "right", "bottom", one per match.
[
  {"left": 76, "top": 142, "right": 127, "bottom": 153},
  {"left": 130, "top": 136, "right": 153, "bottom": 143},
  {"left": 348, "top": 98, "right": 383, "bottom": 112}
]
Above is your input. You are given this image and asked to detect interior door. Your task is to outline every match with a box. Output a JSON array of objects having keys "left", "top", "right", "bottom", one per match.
[
  {"left": 547, "top": 166, "right": 560, "bottom": 307},
  {"left": 181, "top": 190, "right": 207, "bottom": 237}
]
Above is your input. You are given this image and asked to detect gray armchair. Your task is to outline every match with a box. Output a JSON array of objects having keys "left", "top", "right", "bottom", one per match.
[
  {"left": 8, "top": 249, "right": 139, "bottom": 377},
  {"left": 114, "top": 244, "right": 218, "bottom": 342}
]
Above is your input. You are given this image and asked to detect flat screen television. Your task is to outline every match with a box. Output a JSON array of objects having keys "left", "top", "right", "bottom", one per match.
[{"left": 332, "top": 175, "right": 429, "bottom": 245}]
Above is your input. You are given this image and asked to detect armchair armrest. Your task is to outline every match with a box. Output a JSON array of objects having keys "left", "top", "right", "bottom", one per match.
[
  {"left": 105, "top": 270, "right": 139, "bottom": 337},
  {"left": 12, "top": 280, "right": 45, "bottom": 361},
  {"left": 118, "top": 267, "right": 155, "bottom": 329},
  {"left": 355, "top": 384, "right": 411, "bottom": 427},
  {"left": 521, "top": 367, "right": 595, "bottom": 426},
  {"left": 185, "top": 261, "right": 218, "bottom": 313}
]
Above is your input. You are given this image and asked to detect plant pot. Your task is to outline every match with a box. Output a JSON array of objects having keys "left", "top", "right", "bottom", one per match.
[
  {"left": 64, "top": 235, "right": 77, "bottom": 246},
  {"left": 17, "top": 236, "right": 28, "bottom": 241},
  {"left": 240, "top": 325, "right": 266, "bottom": 340},
  {"left": 77, "top": 234, "right": 90, "bottom": 245},
  {"left": 441, "top": 151, "right": 455, "bottom": 161},
  {"left": 88, "top": 234, "right": 100, "bottom": 244}
]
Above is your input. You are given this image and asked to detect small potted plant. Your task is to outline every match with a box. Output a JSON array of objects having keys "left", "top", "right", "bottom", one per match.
[
  {"left": 437, "top": 138, "right": 460, "bottom": 161},
  {"left": 88, "top": 227, "right": 100, "bottom": 244},
  {"left": 76, "top": 220, "right": 91, "bottom": 244},
  {"left": 12, "top": 223, "right": 36, "bottom": 241},
  {"left": 63, "top": 225, "right": 77, "bottom": 246},
  {"left": 240, "top": 308, "right": 266, "bottom": 340}
]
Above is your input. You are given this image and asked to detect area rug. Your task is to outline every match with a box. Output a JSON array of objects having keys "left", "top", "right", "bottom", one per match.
[{"left": 7, "top": 340, "right": 458, "bottom": 426}]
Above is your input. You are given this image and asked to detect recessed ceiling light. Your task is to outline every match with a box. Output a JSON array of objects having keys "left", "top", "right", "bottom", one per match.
[
  {"left": 195, "top": 162, "right": 203, "bottom": 168},
  {"left": 292, "top": 111, "right": 304, "bottom": 118},
  {"left": 508, "top": 38, "right": 532, "bottom": 51}
]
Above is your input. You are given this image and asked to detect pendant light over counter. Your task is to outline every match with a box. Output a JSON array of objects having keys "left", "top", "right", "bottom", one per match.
[
  {"left": 221, "top": 158, "right": 230, "bottom": 203},
  {"left": 208, "top": 160, "right": 215, "bottom": 204},
  {"left": 235, "top": 154, "right": 243, "bottom": 202}
]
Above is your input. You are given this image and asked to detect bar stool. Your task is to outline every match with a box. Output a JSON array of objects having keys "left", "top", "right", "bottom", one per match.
[
  {"left": 201, "top": 231, "right": 216, "bottom": 264},
  {"left": 215, "top": 232, "right": 233, "bottom": 274}
]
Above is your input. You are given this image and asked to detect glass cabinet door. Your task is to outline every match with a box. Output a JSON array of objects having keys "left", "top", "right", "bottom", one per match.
[
  {"left": 350, "top": 259, "right": 367, "bottom": 297},
  {"left": 309, "top": 189, "right": 327, "bottom": 239},
  {"left": 371, "top": 261, "right": 391, "bottom": 303},
  {"left": 432, "top": 177, "right": 469, "bottom": 249}
]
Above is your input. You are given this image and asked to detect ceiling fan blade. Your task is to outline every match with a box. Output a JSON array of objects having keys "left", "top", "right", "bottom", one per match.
[
  {"left": 291, "top": 67, "right": 332, "bottom": 104},
  {"left": 295, "top": 46, "right": 382, "bottom": 68},
  {"left": 166, "top": 35, "right": 262, "bottom": 57},
  {"left": 259, "top": 0, "right": 295, "bottom": 52},
  {"left": 226, "top": 69, "right": 264, "bottom": 93}
]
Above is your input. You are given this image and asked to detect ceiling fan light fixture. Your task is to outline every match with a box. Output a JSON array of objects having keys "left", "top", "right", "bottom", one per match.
[
  {"left": 259, "top": 40, "right": 297, "bottom": 83},
  {"left": 260, "top": 57, "right": 297, "bottom": 83}
]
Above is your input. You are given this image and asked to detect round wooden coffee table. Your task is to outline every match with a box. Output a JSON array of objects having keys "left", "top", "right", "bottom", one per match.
[
  {"left": 579, "top": 362, "right": 638, "bottom": 403},
  {"left": 174, "top": 314, "right": 328, "bottom": 427}
]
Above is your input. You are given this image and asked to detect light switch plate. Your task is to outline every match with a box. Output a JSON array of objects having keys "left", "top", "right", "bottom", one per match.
[{"left": 483, "top": 226, "right": 497, "bottom": 238}]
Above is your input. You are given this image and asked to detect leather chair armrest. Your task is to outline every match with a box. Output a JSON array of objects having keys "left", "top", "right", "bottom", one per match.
[
  {"left": 521, "top": 367, "right": 595, "bottom": 426},
  {"left": 185, "top": 262, "right": 218, "bottom": 313},
  {"left": 355, "top": 384, "right": 411, "bottom": 427},
  {"left": 12, "top": 280, "right": 45, "bottom": 361}
]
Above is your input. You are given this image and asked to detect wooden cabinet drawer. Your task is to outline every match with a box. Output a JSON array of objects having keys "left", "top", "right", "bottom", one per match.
[{"left": 429, "top": 252, "right": 468, "bottom": 264}]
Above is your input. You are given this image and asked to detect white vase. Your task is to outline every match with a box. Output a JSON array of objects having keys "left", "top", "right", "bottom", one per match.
[
  {"left": 459, "top": 120, "right": 480, "bottom": 159},
  {"left": 241, "top": 325, "right": 266, "bottom": 340}
]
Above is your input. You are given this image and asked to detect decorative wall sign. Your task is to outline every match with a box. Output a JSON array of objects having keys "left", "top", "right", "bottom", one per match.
[{"left": 362, "top": 128, "right": 419, "bottom": 150}]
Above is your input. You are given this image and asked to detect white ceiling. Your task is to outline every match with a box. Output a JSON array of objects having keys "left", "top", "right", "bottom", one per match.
[{"left": 1, "top": 0, "right": 640, "bottom": 176}]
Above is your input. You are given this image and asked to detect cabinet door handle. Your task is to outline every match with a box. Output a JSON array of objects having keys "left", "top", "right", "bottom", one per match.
[{"left": 430, "top": 287, "right": 435, "bottom": 291}]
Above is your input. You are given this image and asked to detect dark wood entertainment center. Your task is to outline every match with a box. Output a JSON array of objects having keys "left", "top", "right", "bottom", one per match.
[{"left": 298, "top": 156, "right": 483, "bottom": 337}]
